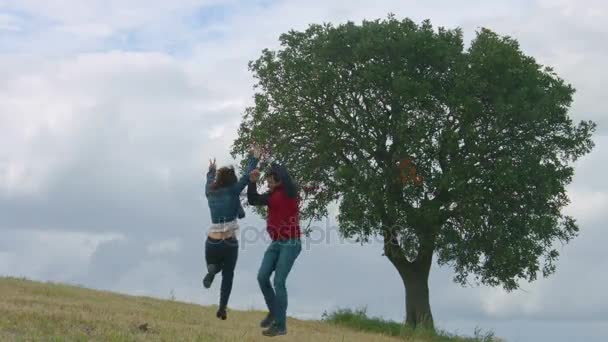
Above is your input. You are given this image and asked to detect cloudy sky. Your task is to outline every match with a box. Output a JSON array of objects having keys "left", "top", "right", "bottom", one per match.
[{"left": 1, "top": 1, "right": 607, "bottom": 341}]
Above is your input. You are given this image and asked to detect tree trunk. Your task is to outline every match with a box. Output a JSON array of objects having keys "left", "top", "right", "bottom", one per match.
[
  {"left": 380, "top": 184, "right": 439, "bottom": 330},
  {"left": 385, "top": 244, "right": 434, "bottom": 330},
  {"left": 402, "top": 264, "right": 433, "bottom": 329}
]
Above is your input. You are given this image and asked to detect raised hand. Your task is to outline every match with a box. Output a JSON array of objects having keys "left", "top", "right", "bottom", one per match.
[
  {"left": 250, "top": 143, "right": 264, "bottom": 159},
  {"left": 251, "top": 142, "right": 272, "bottom": 161},
  {"left": 250, "top": 169, "right": 261, "bottom": 183},
  {"left": 209, "top": 158, "right": 217, "bottom": 171}
]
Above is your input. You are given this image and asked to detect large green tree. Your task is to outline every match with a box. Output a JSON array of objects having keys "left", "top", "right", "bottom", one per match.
[{"left": 232, "top": 17, "right": 596, "bottom": 328}]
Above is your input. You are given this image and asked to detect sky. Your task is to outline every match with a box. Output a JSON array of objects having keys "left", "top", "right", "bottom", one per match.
[{"left": 0, "top": 0, "right": 607, "bottom": 341}]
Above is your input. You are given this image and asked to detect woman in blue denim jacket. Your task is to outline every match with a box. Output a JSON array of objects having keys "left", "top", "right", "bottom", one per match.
[{"left": 203, "top": 149, "right": 259, "bottom": 320}]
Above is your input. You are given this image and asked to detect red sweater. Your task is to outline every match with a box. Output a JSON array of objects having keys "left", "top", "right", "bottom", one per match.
[{"left": 248, "top": 183, "right": 301, "bottom": 240}]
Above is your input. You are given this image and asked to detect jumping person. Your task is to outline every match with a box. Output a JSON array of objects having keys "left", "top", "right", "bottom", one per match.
[
  {"left": 203, "top": 147, "right": 260, "bottom": 320},
  {"left": 248, "top": 162, "right": 302, "bottom": 337}
]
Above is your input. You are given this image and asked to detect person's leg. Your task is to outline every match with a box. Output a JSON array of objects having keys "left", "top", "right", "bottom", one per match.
[
  {"left": 204, "top": 237, "right": 223, "bottom": 288},
  {"left": 217, "top": 238, "right": 239, "bottom": 320},
  {"left": 257, "top": 242, "right": 280, "bottom": 320},
  {"left": 266, "top": 239, "right": 301, "bottom": 334}
]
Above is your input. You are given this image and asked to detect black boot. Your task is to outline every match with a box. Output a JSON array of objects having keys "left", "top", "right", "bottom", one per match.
[
  {"left": 262, "top": 324, "right": 286, "bottom": 337},
  {"left": 216, "top": 307, "right": 227, "bottom": 320},
  {"left": 260, "top": 313, "right": 275, "bottom": 328}
]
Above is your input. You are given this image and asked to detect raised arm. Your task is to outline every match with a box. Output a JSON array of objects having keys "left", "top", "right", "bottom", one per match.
[
  {"left": 231, "top": 154, "right": 259, "bottom": 195},
  {"left": 247, "top": 169, "right": 270, "bottom": 206},
  {"left": 205, "top": 158, "right": 217, "bottom": 197}
]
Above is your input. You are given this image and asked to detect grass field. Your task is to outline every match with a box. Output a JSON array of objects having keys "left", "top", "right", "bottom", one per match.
[
  {"left": 322, "top": 308, "right": 498, "bottom": 342},
  {"left": 0, "top": 277, "right": 498, "bottom": 341}
]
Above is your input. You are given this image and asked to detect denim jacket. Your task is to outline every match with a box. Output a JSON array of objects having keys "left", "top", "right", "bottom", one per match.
[{"left": 205, "top": 155, "right": 258, "bottom": 224}]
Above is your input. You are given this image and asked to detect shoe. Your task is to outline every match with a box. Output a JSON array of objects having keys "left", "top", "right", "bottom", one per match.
[
  {"left": 216, "top": 307, "right": 227, "bottom": 320},
  {"left": 203, "top": 264, "right": 220, "bottom": 289},
  {"left": 262, "top": 325, "right": 286, "bottom": 337},
  {"left": 260, "top": 313, "right": 275, "bottom": 328}
]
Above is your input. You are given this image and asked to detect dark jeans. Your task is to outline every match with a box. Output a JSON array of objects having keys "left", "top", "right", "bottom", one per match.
[
  {"left": 257, "top": 239, "right": 302, "bottom": 330},
  {"left": 205, "top": 237, "right": 239, "bottom": 309}
]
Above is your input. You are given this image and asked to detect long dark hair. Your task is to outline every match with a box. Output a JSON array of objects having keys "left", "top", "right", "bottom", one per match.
[
  {"left": 266, "top": 163, "right": 298, "bottom": 198},
  {"left": 212, "top": 166, "right": 237, "bottom": 190}
]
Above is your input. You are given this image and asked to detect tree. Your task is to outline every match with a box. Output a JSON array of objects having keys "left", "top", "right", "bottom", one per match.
[{"left": 231, "top": 16, "right": 596, "bottom": 329}]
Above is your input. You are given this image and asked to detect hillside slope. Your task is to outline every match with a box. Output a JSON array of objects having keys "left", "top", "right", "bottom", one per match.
[{"left": 0, "top": 277, "right": 408, "bottom": 341}]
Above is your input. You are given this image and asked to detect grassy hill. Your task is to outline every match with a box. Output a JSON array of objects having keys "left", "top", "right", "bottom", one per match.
[{"left": 0, "top": 277, "right": 496, "bottom": 341}]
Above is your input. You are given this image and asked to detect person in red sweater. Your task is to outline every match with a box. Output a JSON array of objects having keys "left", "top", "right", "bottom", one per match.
[{"left": 248, "top": 162, "right": 301, "bottom": 337}]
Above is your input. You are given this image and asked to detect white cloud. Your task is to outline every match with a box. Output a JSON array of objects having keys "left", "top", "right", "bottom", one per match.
[
  {"left": 0, "top": 0, "right": 223, "bottom": 36},
  {"left": 147, "top": 238, "right": 182, "bottom": 255},
  {"left": 0, "top": 229, "right": 123, "bottom": 282},
  {"left": 208, "top": 124, "right": 226, "bottom": 140},
  {"left": 0, "top": 50, "right": 222, "bottom": 194},
  {"left": 565, "top": 190, "right": 608, "bottom": 222},
  {"left": 0, "top": 12, "right": 21, "bottom": 32}
]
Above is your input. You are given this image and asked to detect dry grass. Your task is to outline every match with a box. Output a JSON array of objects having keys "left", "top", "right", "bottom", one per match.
[{"left": 0, "top": 277, "right": 412, "bottom": 342}]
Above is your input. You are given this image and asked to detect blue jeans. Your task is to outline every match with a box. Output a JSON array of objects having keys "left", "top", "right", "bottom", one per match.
[{"left": 257, "top": 239, "right": 302, "bottom": 330}]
